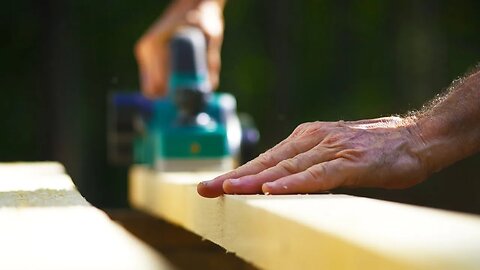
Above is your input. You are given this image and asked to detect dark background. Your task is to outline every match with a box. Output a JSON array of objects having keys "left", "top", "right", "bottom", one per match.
[{"left": 2, "top": 0, "right": 480, "bottom": 213}]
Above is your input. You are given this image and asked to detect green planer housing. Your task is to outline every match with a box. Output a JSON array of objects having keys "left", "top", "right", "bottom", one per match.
[{"left": 131, "top": 91, "right": 241, "bottom": 171}]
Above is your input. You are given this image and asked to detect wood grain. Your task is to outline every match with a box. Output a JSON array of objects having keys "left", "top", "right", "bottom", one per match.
[{"left": 129, "top": 165, "right": 480, "bottom": 270}]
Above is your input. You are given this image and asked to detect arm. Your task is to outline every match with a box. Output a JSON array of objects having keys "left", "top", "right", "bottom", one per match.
[
  {"left": 135, "top": 0, "right": 225, "bottom": 97},
  {"left": 415, "top": 69, "right": 480, "bottom": 174},
  {"left": 197, "top": 67, "right": 480, "bottom": 198}
]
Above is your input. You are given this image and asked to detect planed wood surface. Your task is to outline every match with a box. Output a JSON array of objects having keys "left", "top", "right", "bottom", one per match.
[
  {"left": 129, "top": 165, "right": 480, "bottom": 270},
  {"left": 0, "top": 162, "right": 173, "bottom": 270}
]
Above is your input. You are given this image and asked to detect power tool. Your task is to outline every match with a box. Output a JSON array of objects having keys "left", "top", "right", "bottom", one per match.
[{"left": 108, "top": 27, "right": 258, "bottom": 172}]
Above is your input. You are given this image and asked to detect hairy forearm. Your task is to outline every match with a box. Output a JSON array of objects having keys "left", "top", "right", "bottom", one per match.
[{"left": 413, "top": 67, "right": 480, "bottom": 173}]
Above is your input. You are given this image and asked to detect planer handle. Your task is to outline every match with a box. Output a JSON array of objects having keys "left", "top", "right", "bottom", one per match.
[{"left": 169, "top": 27, "right": 211, "bottom": 122}]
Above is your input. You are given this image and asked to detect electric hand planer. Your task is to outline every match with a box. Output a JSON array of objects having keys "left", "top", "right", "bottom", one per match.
[{"left": 108, "top": 27, "right": 258, "bottom": 172}]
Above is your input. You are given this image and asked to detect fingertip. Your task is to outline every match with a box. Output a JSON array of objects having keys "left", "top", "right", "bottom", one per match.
[
  {"left": 144, "top": 90, "right": 163, "bottom": 99},
  {"left": 261, "top": 182, "right": 274, "bottom": 194},
  {"left": 209, "top": 72, "right": 219, "bottom": 90},
  {"left": 207, "top": 45, "right": 221, "bottom": 89},
  {"left": 207, "top": 58, "right": 220, "bottom": 90},
  {"left": 140, "top": 73, "right": 154, "bottom": 98},
  {"left": 142, "top": 88, "right": 157, "bottom": 99},
  {"left": 142, "top": 80, "right": 167, "bottom": 99},
  {"left": 196, "top": 181, "right": 211, "bottom": 197},
  {"left": 197, "top": 179, "right": 225, "bottom": 198}
]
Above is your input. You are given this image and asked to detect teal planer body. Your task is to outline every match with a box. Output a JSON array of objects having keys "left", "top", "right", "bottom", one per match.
[
  {"left": 131, "top": 91, "right": 241, "bottom": 171},
  {"left": 109, "top": 27, "right": 249, "bottom": 172}
]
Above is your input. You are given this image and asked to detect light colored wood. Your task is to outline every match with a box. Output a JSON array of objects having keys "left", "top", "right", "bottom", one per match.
[
  {"left": 0, "top": 162, "right": 173, "bottom": 270},
  {"left": 129, "top": 165, "right": 480, "bottom": 270}
]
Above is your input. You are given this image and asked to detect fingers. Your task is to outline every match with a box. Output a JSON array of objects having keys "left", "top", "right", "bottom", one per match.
[
  {"left": 207, "top": 35, "right": 222, "bottom": 89},
  {"left": 197, "top": 178, "right": 225, "bottom": 198},
  {"left": 197, "top": 150, "right": 286, "bottom": 198},
  {"left": 135, "top": 38, "right": 169, "bottom": 97},
  {"left": 198, "top": 116, "right": 426, "bottom": 198},
  {"left": 222, "top": 146, "right": 335, "bottom": 194},
  {"left": 197, "top": 136, "right": 320, "bottom": 198},
  {"left": 262, "top": 158, "right": 349, "bottom": 194}
]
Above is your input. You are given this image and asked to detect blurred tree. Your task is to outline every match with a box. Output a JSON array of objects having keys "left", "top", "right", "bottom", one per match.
[{"left": 2, "top": 0, "right": 479, "bottom": 212}]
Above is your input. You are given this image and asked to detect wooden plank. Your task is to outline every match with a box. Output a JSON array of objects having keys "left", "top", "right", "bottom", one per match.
[
  {"left": 0, "top": 162, "right": 173, "bottom": 270},
  {"left": 129, "top": 165, "right": 480, "bottom": 270}
]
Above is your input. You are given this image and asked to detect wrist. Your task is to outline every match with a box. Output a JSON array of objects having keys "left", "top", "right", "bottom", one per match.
[
  {"left": 403, "top": 116, "right": 437, "bottom": 177},
  {"left": 409, "top": 113, "right": 466, "bottom": 176},
  {"left": 414, "top": 70, "right": 480, "bottom": 175}
]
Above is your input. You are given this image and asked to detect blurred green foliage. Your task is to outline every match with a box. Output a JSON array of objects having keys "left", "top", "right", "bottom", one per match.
[{"left": 2, "top": 0, "right": 480, "bottom": 212}]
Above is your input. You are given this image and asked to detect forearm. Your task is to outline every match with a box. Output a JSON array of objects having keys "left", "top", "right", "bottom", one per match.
[{"left": 414, "top": 68, "right": 480, "bottom": 173}]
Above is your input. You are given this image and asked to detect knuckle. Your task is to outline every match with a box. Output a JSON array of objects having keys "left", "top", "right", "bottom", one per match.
[
  {"left": 335, "top": 149, "right": 364, "bottom": 161},
  {"left": 310, "top": 146, "right": 332, "bottom": 159},
  {"left": 134, "top": 36, "right": 151, "bottom": 55},
  {"left": 256, "top": 153, "right": 276, "bottom": 168},
  {"left": 321, "top": 132, "right": 345, "bottom": 145},
  {"left": 306, "top": 164, "right": 326, "bottom": 181},
  {"left": 285, "top": 142, "right": 302, "bottom": 156},
  {"left": 291, "top": 123, "right": 309, "bottom": 136},
  {"left": 274, "top": 138, "right": 289, "bottom": 149},
  {"left": 278, "top": 159, "right": 299, "bottom": 174},
  {"left": 224, "top": 170, "right": 239, "bottom": 180},
  {"left": 297, "top": 122, "right": 310, "bottom": 130},
  {"left": 292, "top": 121, "right": 326, "bottom": 138},
  {"left": 297, "top": 122, "right": 311, "bottom": 131}
]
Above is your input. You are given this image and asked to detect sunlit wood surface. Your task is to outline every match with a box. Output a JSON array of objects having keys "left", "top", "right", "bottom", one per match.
[
  {"left": 129, "top": 165, "right": 480, "bottom": 270},
  {"left": 0, "top": 162, "right": 173, "bottom": 270}
]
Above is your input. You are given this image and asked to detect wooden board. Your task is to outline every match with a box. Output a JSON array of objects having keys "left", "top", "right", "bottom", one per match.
[
  {"left": 129, "top": 165, "right": 480, "bottom": 270},
  {"left": 0, "top": 162, "right": 173, "bottom": 270}
]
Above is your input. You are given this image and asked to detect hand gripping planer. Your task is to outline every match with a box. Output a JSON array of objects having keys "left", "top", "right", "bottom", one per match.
[{"left": 109, "top": 27, "right": 258, "bottom": 172}]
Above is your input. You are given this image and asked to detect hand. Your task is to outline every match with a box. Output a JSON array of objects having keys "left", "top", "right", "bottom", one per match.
[
  {"left": 135, "top": 0, "right": 224, "bottom": 97},
  {"left": 197, "top": 116, "right": 430, "bottom": 198}
]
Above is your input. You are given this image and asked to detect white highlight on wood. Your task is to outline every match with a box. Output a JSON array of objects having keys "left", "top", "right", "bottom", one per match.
[{"left": 0, "top": 162, "right": 173, "bottom": 270}]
